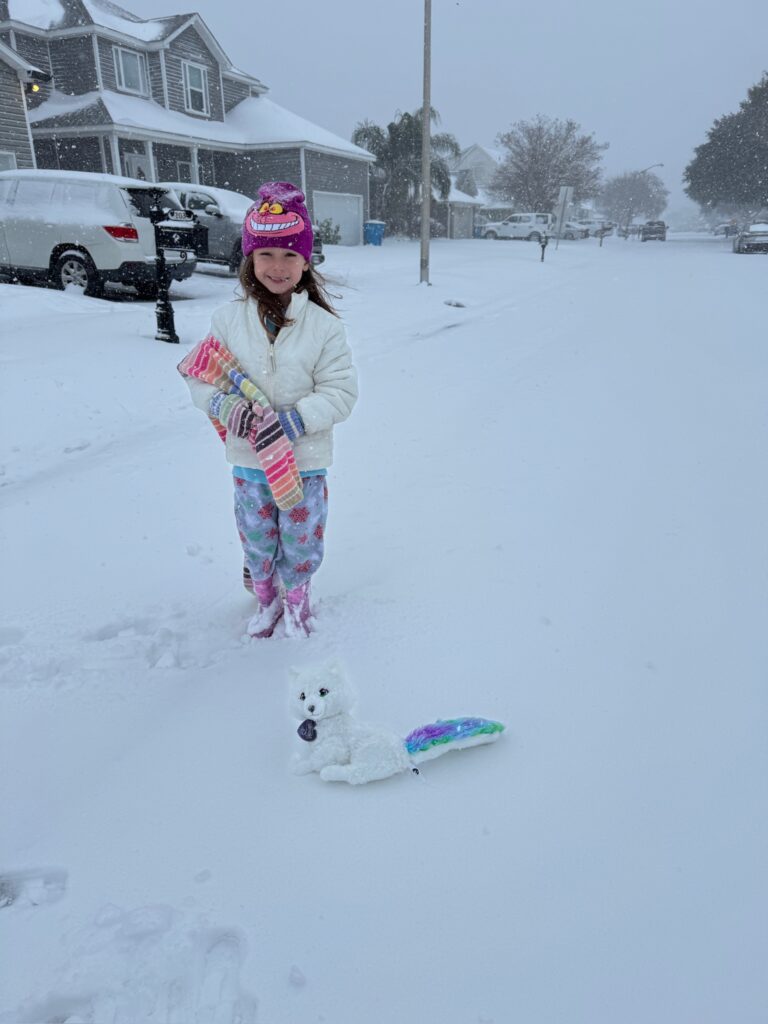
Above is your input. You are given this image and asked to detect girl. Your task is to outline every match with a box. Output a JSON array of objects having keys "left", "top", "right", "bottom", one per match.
[{"left": 183, "top": 182, "right": 358, "bottom": 638}]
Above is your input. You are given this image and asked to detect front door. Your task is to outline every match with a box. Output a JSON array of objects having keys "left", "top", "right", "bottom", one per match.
[{"left": 124, "top": 153, "right": 152, "bottom": 181}]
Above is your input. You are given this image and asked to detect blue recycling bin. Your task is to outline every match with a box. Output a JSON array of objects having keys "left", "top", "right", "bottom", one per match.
[{"left": 363, "top": 220, "right": 386, "bottom": 245}]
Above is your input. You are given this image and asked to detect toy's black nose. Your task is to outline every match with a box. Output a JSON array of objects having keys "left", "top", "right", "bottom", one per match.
[{"left": 307, "top": 704, "right": 315, "bottom": 713}]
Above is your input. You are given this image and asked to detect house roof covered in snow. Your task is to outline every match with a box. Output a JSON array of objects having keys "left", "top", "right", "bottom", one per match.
[
  {"left": 3, "top": 0, "right": 265, "bottom": 88},
  {"left": 435, "top": 179, "right": 485, "bottom": 206},
  {"left": 6, "top": 0, "right": 181, "bottom": 38},
  {"left": 28, "top": 88, "right": 375, "bottom": 160}
]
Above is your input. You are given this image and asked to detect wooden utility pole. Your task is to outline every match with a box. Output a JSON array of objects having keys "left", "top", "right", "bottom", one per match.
[{"left": 419, "top": 0, "right": 431, "bottom": 284}]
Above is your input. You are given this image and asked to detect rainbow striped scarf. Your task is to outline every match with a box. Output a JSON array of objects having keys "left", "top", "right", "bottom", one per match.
[{"left": 178, "top": 334, "right": 303, "bottom": 511}]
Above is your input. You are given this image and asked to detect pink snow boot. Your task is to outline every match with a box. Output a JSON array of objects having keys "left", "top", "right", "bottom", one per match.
[
  {"left": 246, "top": 576, "right": 283, "bottom": 638},
  {"left": 283, "top": 581, "right": 313, "bottom": 638}
]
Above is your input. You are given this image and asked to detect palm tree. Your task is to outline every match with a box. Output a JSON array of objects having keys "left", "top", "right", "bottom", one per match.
[{"left": 353, "top": 109, "right": 460, "bottom": 236}]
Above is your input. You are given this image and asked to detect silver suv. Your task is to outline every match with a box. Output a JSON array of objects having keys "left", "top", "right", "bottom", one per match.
[
  {"left": 162, "top": 181, "right": 326, "bottom": 271},
  {"left": 161, "top": 182, "right": 251, "bottom": 272},
  {"left": 0, "top": 169, "right": 197, "bottom": 298}
]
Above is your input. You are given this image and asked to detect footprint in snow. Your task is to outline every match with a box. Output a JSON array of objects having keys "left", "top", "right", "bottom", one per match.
[
  {"left": 0, "top": 866, "right": 68, "bottom": 909},
  {"left": 195, "top": 930, "right": 257, "bottom": 1024}
]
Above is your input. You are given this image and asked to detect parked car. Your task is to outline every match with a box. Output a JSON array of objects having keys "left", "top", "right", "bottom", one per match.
[
  {"left": 162, "top": 182, "right": 325, "bottom": 271},
  {"left": 640, "top": 220, "right": 667, "bottom": 241},
  {"left": 713, "top": 222, "right": 740, "bottom": 237},
  {"left": 560, "top": 221, "right": 589, "bottom": 240},
  {"left": 482, "top": 212, "right": 554, "bottom": 242},
  {"left": 0, "top": 169, "right": 197, "bottom": 297},
  {"left": 732, "top": 220, "right": 768, "bottom": 254},
  {"left": 578, "top": 218, "right": 614, "bottom": 237}
]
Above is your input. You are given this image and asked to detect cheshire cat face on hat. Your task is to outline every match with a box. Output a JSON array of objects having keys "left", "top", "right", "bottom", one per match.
[{"left": 242, "top": 182, "right": 314, "bottom": 263}]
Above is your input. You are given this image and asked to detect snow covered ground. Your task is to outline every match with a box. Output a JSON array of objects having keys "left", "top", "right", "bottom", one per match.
[{"left": 1, "top": 233, "right": 766, "bottom": 1023}]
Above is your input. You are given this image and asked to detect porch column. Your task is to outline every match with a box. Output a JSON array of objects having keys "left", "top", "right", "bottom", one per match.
[
  {"left": 147, "top": 139, "right": 157, "bottom": 181},
  {"left": 109, "top": 133, "right": 121, "bottom": 175},
  {"left": 191, "top": 145, "right": 199, "bottom": 183}
]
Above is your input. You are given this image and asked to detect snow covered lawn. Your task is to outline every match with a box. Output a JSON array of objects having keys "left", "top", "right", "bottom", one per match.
[{"left": 1, "top": 234, "right": 766, "bottom": 1023}]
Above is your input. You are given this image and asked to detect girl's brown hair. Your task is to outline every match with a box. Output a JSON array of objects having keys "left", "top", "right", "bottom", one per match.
[{"left": 237, "top": 257, "right": 338, "bottom": 334}]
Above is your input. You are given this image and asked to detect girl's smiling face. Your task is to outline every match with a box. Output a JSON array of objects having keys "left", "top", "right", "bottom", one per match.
[{"left": 251, "top": 247, "right": 308, "bottom": 298}]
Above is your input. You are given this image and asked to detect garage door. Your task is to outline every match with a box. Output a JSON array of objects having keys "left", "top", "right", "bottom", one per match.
[{"left": 312, "top": 191, "right": 363, "bottom": 246}]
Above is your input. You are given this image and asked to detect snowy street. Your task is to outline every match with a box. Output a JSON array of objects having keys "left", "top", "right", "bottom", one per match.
[{"left": 1, "top": 233, "right": 767, "bottom": 1023}]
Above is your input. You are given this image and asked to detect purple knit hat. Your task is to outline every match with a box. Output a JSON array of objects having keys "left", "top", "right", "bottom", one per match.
[{"left": 242, "top": 182, "right": 314, "bottom": 262}]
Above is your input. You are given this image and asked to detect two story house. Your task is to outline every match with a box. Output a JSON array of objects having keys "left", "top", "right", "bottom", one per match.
[{"left": 0, "top": 0, "right": 374, "bottom": 243}]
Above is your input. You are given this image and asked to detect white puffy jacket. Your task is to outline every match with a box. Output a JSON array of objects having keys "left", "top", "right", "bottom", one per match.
[{"left": 186, "top": 290, "right": 358, "bottom": 472}]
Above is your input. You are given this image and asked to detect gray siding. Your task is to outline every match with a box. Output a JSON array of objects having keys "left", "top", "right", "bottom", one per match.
[
  {"left": 96, "top": 36, "right": 117, "bottom": 91},
  {"left": 0, "top": 60, "right": 34, "bottom": 167},
  {"left": 164, "top": 27, "right": 223, "bottom": 122},
  {"left": 304, "top": 150, "right": 369, "bottom": 221},
  {"left": 34, "top": 134, "right": 103, "bottom": 172},
  {"left": 154, "top": 142, "right": 193, "bottom": 180},
  {"left": 9, "top": 32, "right": 50, "bottom": 74},
  {"left": 147, "top": 50, "right": 164, "bottom": 105},
  {"left": 49, "top": 35, "right": 97, "bottom": 94},
  {"left": 10, "top": 31, "right": 51, "bottom": 110},
  {"left": 211, "top": 148, "right": 301, "bottom": 196},
  {"left": 223, "top": 77, "right": 249, "bottom": 113},
  {"left": 33, "top": 137, "right": 58, "bottom": 168}
]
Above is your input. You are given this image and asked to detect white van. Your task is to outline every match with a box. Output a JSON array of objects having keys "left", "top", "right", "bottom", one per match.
[
  {"left": 0, "top": 169, "right": 197, "bottom": 298},
  {"left": 482, "top": 212, "right": 554, "bottom": 241}
]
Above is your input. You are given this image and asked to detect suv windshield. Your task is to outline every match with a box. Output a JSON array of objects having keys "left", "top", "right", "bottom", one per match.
[{"left": 124, "top": 187, "right": 184, "bottom": 218}]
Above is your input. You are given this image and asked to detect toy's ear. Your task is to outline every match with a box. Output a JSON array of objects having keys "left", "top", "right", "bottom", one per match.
[
  {"left": 288, "top": 666, "right": 303, "bottom": 683},
  {"left": 325, "top": 658, "right": 345, "bottom": 681}
]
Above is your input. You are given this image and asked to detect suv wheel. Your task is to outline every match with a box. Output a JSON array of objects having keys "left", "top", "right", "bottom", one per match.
[
  {"left": 484, "top": 231, "right": 498, "bottom": 240},
  {"left": 527, "top": 232, "right": 541, "bottom": 242},
  {"left": 53, "top": 252, "right": 103, "bottom": 297}
]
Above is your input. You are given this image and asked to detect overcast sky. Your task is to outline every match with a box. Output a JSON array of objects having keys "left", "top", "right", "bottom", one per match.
[{"left": 127, "top": 0, "right": 767, "bottom": 206}]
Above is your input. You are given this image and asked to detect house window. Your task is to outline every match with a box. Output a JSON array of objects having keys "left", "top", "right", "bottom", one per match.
[
  {"left": 182, "top": 61, "right": 210, "bottom": 115},
  {"left": 0, "top": 152, "right": 18, "bottom": 171},
  {"left": 176, "top": 161, "right": 192, "bottom": 183},
  {"left": 113, "top": 46, "right": 148, "bottom": 95}
]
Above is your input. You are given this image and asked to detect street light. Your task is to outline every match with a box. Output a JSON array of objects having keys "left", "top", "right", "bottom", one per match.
[{"left": 625, "top": 163, "right": 664, "bottom": 237}]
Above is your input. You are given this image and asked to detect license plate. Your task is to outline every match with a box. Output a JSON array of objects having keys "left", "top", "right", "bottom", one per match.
[{"left": 168, "top": 210, "right": 190, "bottom": 221}]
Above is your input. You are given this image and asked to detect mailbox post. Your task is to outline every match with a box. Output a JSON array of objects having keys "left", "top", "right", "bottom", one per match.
[
  {"left": 539, "top": 233, "right": 549, "bottom": 262},
  {"left": 147, "top": 188, "right": 181, "bottom": 344}
]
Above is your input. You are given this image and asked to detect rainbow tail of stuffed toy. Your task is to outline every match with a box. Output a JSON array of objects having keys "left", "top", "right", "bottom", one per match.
[{"left": 404, "top": 717, "right": 505, "bottom": 765}]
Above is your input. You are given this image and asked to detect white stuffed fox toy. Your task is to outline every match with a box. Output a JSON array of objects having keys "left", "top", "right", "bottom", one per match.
[{"left": 290, "top": 661, "right": 504, "bottom": 785}]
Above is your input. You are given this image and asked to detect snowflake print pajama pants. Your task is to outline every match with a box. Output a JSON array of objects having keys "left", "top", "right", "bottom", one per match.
[{"left": 234, "top": 475, "right": 328, "bottom": 591}]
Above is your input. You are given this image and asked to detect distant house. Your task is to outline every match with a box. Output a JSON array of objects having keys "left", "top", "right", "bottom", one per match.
[
  {"left": 0, "top": 37, "right": 50, "bottom": 169},
  {"left": 0, "top": 0, "right": 374, "bottom": 243},
  {"left": 451, "top": 144, "right": 504, "bottom": 193},
  {"left": 433, "top": 179, "right": 484, "bottom": 238}
]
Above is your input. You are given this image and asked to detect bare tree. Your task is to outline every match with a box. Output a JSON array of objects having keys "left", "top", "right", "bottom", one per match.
[
  {"left": 491, "top": 115, "right": 607, "bottom": 210},
  {"left": 600, "top": 171, "right": 669, "bottom": 227}
]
